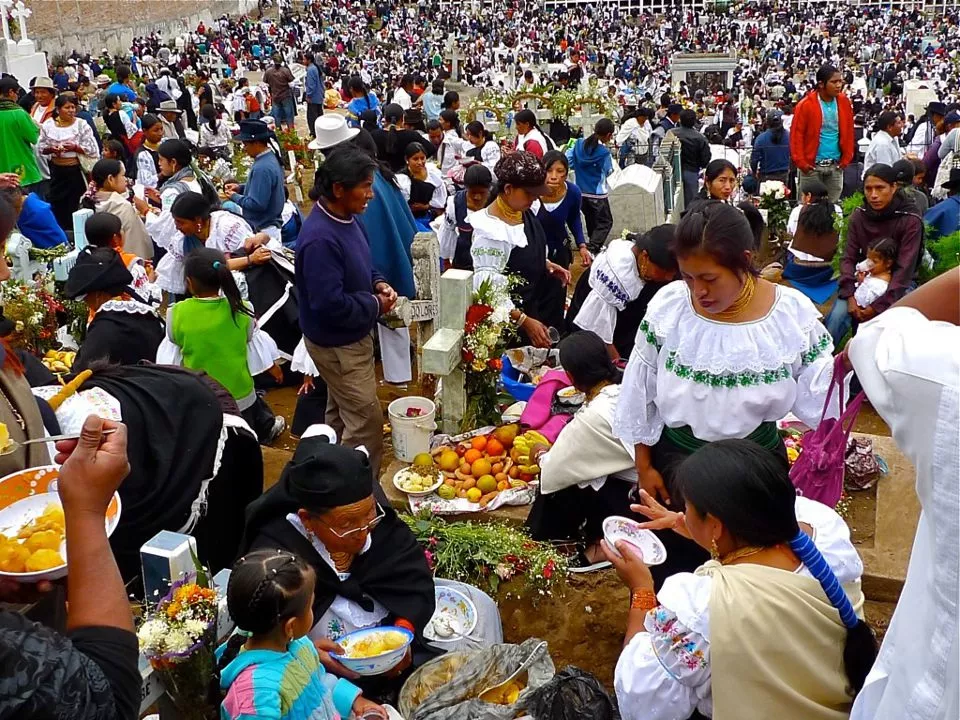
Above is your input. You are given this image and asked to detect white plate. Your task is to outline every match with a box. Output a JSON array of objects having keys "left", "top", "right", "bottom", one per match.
[
  {"left": 393, "top": 467, "right": 443, "bottom": 497},
  {"left": 423, "top": 585, "right": 478, "bottom": 643},
  {"left": 602, "top": 516, "right": 668, "bottom": 565}
]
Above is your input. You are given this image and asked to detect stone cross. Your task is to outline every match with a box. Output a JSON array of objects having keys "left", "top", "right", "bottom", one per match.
[
  {"left": 444, "top": 35, "right": 463, "bottom": 83},
  {"left": 421, "top": 269, "right": 473, "bottom": 434},
  {"left": 0, "top": 0, "right": 12, "bottom": 42},
  {"left": 568, "top": 101, "right": 605, "bottom": 137},
  {"left": 13, "top": 0, "right": 29, "bottom": 43}
]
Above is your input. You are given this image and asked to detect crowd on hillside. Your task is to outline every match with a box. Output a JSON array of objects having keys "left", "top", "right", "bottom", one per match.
[{"left": 0, "top": 2, "right": 956, "bottom": 720}]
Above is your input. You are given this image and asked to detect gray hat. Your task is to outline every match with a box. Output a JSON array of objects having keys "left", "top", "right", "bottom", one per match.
[
  {"left": 32, "top": 77, "right": 55, "bottom": 90},
  {"left": 158, "top": 99, "right": 182, "bottom": 114}
]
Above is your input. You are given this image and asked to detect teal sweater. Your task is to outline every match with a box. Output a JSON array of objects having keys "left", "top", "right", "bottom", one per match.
[{"left": 171, "top": 297, "right": 253, "bottom": 404}]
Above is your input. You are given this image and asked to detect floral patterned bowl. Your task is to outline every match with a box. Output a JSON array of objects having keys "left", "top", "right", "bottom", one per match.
[
  {"left": 330, "top": 626, "right": 414, "bottom": 676},
  {"left": 602, "top": 516, "right": 668, "bottom": 566},
  {"left": 423, "top": 585, "right": 478, "bottom": 643}
]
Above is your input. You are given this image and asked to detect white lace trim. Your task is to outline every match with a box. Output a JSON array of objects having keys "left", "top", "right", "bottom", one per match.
[
  {"left": 641, "top": 281, "right": 828, "bottom": 374},
  {"left": 467, "top": 207, "right": 528, "bottom": 249},
  {"left": 97, "top": 299, "right": 160, "bottom": 317}
]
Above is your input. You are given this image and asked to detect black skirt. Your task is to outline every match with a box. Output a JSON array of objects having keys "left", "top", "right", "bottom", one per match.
[{"left": 48, "top": 163, "right": 88, "bottom": 232}]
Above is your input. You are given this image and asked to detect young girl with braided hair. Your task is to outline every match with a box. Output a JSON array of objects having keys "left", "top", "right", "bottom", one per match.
[{"left": 217, "top": 549, "right": 387, "bottom": 719}]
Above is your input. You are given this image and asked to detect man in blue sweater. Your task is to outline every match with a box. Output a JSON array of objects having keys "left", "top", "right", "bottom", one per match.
[
  {"left": 225, "top": 120, "right": 286, "bottom": 242},
  {"left": 296, "top": 145, "right": 396, "bottom": 479},
  {"left": 750, "top": 110, "right": 792, "bottom": 184},
  {"left": 304, "top": 51, "right": 324, "bottom": 139}
]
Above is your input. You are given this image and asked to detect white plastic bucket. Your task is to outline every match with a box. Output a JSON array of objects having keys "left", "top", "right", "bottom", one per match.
[{"left": 388, "top": 397, "right": 437, "bottom": 462}]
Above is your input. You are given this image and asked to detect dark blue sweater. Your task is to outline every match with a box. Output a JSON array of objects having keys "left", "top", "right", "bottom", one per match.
[
  {"left": 296, "top": 202, "right": 386, "bottom": 348},
  {"left": 751, "top": 129, "right": 792, "bottom": 174},
  {"left": 230, "top": 150, "right": 285, "bottom": 231},
  {"left": 536, "top": 182, "right": 587, "bottom": 255}
]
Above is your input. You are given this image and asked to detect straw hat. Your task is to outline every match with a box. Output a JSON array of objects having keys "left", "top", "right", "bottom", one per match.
[
  {"left": 32, "top": 77, "right": 55, "bottom": 90},
  {"left": 308, "top": 114, "right": 359, "bottom": 151}
]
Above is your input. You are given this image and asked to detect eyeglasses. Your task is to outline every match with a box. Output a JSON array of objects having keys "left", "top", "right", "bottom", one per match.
[{"left": 314, "top": 503, "right": 385, "bottom": 538}]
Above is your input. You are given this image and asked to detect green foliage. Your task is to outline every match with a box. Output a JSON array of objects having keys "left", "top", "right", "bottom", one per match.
[
  {"left": 919, "top": 224, "right": 960, "bottom": 283},
  {"left": 832, "top": 192, "right": 863, "bottom": 274}
]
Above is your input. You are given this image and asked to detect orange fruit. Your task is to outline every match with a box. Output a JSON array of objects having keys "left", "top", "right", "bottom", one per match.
[
  {"left": 497, "top": 480, "right": 509, "bottom": 491},
  {"left": 476, "top": 474, "right": 497, "bottom": 493},
  {"left": 486, "top": 438, "right": 504, "bottom": 456},
  {"left": 471, "top": 436, "right": 488, "bottom": 452},
  {"left": 438, "top": 451, "right": 459, "bottom": 472},
  {"left": 464, "top": 449, "right": 483, "bottom": 464},
  {"left": 471, "top": 458, "right": 492, "bottom": 477}
]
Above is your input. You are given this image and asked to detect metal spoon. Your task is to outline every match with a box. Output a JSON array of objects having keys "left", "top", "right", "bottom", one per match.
[{"left": 0, "top": 428, "right": 117, "bottom": 456}]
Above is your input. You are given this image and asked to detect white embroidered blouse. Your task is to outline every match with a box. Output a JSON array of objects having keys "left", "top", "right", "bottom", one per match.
[
  {"left": 468, "top": 208, "right": 531, "bottom": 312},
  {"left": 613, "top": 280, "right": 839, "bottom": 446},
  {"left": 573, "top": 239, "right": 646, "bottom": 344},
  {"left": 615, "top": 497, "right": 864, "bottom": 720},
  {"left": 37, "top": 118, "right": 100, "bottom": 161}
]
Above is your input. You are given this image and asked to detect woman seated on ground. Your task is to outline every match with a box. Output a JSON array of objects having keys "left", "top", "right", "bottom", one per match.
[
  {"left": 526, "top": 331, "right": 637, "bottom": 571},
  {"left": 608, "top": 440, "right": 876, "bottom": 720},
  {"left": 83, "top": 158, "right": 154, "bottom": 260},
  {"left": 32, "top": 362, "right": 262, "bottom": 583},
  {"left": 470, "top": 151, "right": 570, "bottom": 348},
  {"left": 240, "top": 428, "right": 503, "bottom": 700},
  {"left": 396, "top": 142, "right": 447, "bottom": 233},
  {"left": 780, "top": 181, "right": 842, "bottom": 314},
  {"left": 566, "top": 224, "right": 677, "bottom": 361}
]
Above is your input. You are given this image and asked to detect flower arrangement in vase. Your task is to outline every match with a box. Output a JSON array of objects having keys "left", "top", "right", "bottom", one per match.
[{"left": 460, "top": 278, "right": 515, "bottom": 432}]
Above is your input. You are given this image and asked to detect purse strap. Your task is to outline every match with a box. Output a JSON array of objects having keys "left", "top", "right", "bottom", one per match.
[{"left": 819, "top": 353, "right": 848, "bottom": 425}]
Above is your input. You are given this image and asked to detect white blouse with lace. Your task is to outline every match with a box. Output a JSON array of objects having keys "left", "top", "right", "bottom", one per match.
[
  {"left": 613, "top": 280, "right": 839, "bottom": 446},
  {"left": 573, "top": 239, "right": 646, "bottom": 344},
  {"left": 395, "top": 165, "right": 448, "bottom": 210},
  {"left": 146, "top": 178, "right": 203, "bottom": 294},
  {"left": 468, "top": 208, "right": 531, "bottom": 312},
  {"left": 37, "top": 118, "right": 100, "bottom": 161},
  {"left": 285, "top": 513, "right": 390, "bottom": 642},
  {"left": 615, "top": 497, "right": 864, "bottom": 720}
]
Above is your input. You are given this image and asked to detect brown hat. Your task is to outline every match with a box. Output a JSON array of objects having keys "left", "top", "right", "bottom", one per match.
[{"left": 494, "top": 151, "right": 549, "bottom": 196}]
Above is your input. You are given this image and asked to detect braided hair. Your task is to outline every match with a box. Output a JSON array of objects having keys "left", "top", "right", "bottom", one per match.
[{"left": 217, "top": 550, "right": 314, "bottom": 670}]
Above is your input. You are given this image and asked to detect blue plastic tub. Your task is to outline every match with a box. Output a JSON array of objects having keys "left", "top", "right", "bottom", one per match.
[{"left": 500, "top": 353, "right": 536, "bottom": 402}]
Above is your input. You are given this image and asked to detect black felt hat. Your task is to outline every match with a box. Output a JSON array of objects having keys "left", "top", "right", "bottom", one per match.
[{"left": 64, "top": 247, "right": 133, "bottom": 299}]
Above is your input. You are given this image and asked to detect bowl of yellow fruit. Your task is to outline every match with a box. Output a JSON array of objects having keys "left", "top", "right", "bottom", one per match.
[
  {"left": 0, "top": 466, "right": 122, "bottom": 582},
  {"left": 330, "top": 626, "right": 414, "bottom": 676}
]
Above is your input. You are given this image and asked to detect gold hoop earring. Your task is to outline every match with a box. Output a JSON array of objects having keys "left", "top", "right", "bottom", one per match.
[
  {"left": 710, "top": 538, "right": 720, "bottom": 561},
  {"left": 639, "top": 259, "right": 649, "bottom": 280}
]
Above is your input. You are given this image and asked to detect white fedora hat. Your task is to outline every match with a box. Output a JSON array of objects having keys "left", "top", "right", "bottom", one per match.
[{"left": 307, "top": 114, "right": 359, "bottom": 151}]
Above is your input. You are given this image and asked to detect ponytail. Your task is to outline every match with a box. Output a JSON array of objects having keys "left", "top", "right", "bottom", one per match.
[
  {"left": 183, "top": 247, "right": 255, "bottom": 325},
  {"left": 788, "top": 531, "right": 877, "bottom": 692}
]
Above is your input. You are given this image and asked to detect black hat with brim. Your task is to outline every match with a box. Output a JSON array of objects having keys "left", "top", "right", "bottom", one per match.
[{"left": 64, "top": 247, "right": 133, "bottom": 299}]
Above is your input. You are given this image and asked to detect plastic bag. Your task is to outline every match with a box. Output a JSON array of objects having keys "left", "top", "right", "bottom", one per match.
[
  {"left": 399, "top": 638, "right": 555, "bottom": 720},
  {"left": 526, "top": 666, "right": 619, "bottom": 720}
]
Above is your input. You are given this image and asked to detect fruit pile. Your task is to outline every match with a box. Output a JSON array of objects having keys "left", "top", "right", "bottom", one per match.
[
  {"left": 41, "top": 350, "right": 75, "bottom": 375},
  {"left": 426, "top": 424, "right": 551, "bottom": 506}
]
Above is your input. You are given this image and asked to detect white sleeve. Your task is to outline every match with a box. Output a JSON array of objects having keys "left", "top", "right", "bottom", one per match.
[
  {"left": 790, "top": 322, "right": 841, "bottom": 429},
  {"left": 77, "top": 122, "right": 100, "bottom": 159},
  {"left": 481, "top": 142, "right": 502, "bottom": 172},
  {"left": 247, "top": 324, "right": 281, "bottom": 376},
  {"left": 144, "top": 188, "right": 183, "bottom": 250},
  {"left": 430, "top": 173, "right": 448, "bottom": 210},
  {"left": 573, "top": 289, "right": 618, "bottom": 345},
  {"left": 137, "top": 152, "right": 159, "bottom": 189},
  {"left": 612, "top": 328, "right": 663, "bottom": 446},
  {"left": 434, "top": 197, "right": 458, "bottom": 260},
  {"left": 615, "top": 583, "right": 712, "bottom": 720},
  {"left": 36, "top": 122, "right": 53, "bottom": 153},
  {"left": 290, "top": 337, "right": 319, "bottom": 376},
  {"left": 395, "top": 173, "right": 412, "bottom": 201},
  {"left": 156, "top": 306, "right": 183, "bottom": 365}
]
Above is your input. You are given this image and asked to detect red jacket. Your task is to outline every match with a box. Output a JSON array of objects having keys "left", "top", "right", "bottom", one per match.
[{"left": 789, "top": 90, "right": 855, "bottom": 171}]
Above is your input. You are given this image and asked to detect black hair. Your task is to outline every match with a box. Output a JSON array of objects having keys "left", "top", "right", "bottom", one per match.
[
  {"left": 514, "top": 109, "right": 554, "bottom": 149},
  {"left": 431, "top": 80, "right": 444, "bottom": 95},
  {"left": 673, "top": 201, "right": 758, "bottom": 277},
  {"left": 585, "top": 118, "right": 615, "bottom": 152},
  {"left": 84, "top": 212, "right": 123, "bottom": 247},
  {"left": 463, "top": 164, "right": 493, "bottom": 189},
  {"left": 679, "top": 109, "right": 697, "bottom": 128},
  {"left": 439, "top": 108, "right": 461, "bottom": 135},
  {"left": 703, "top": 125, "right": 723, "bottom": 144},
  {"left": 890, "top": 159, "right": 914, "bottom": 185},
  {"left": 308, "top": 143, "right": 378, "bottom": 203},
  {"left": 705, "top": 158, "right": 738, "bottom": 184},
  {"left": 101, "top": 92, "right": 121, "bottom": 117},
  {"left": 801, "top": 178, "right": 830, "bottom": 202},
  {"left": 874, "top": 111, "right": 900, "bottom": 134},
  {"left": 54, "top": 94, "right": 77, "bottom": 110},
  {"left": 170, "top": 191, "right": 212, "bottom": 222},
  {"left": 868, "top": 236, "right": 898, "bottom": 265},
  {"left": 102, "top": 139, "right": 125, "bottom": 158},
  {"left": 0, "top": 77, "right": 19, "bottom": 96},
  {"left": 90, "top": 158, "right": 125, "bottom": 188},
  {"left": 676, "top": 440, "right": 877, "bottom": 693},
  {"left": 797, "top": 194, "right": 838, "bottom": 238},
  {"left": 541, "top": 150, "right": 568, "bottom": 175},
  {"left": 141, "top": 113, "right": 161, "bottom": 132},
  {"left": 201, "top": 103, "right": 219, "bottom": 134},
  {"left": 909, "top": 157, "right": 926, "bottom": 177},
  {"left": 442, "top": 90, "right": 459, "bottom": 110},
  {"left": 863, "top": 163, "right": 897, "bottom": 185},
  {"left": 815, "top": 64, "right": 840, "bottom": 87},
  {"left": 558, "top": 330, "right": 622, "bottom": 390},
  {"left": 217, "top": 549, "right": 313, "bottom": 670},
  {"left": 116, "top": 64, "right": 131, "bottom": 83},
  {"left": 426, "top": 119, "right": 441, "bottom": 133},
  {"left": 405, "top": 141, "right": 427, "bottom": 160},
  {"left": 158, "top": 138, "right": 193, "bottom": 169},
  {"left": 630, "top": 223, "right": 678, "bottom": 273},
  {"left": 738, "top": 201, "right": 766, "bottom": 252},
  {"left": 183, "top": 246, "right": 254, "bottom": 324},
  {"left": 465, "top": 120, "right": 493, "bottom": 143},
  {"left": 347, "top": 76, "right": 372, "bottom": 109}
]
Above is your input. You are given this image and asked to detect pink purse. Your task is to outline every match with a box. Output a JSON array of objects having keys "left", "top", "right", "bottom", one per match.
[{"left": 789, "top": 354, "right": 864, "bottom": 507}]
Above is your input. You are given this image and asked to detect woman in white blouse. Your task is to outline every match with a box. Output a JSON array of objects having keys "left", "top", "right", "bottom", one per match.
[
  {"left": 198, "top": 104, "right": 234, "bottom": 160},
  {"left": 604, "top": 440, "right": 876, "bottom": 720},
  {"left": 38, "top": 94, "right": 100, "bottom": 231},
  {"left": 613, "top": 201, "right": 841, "bottom": 584},
  {"left": 462, "top": 121, "right": 502, "bottom": 176}
]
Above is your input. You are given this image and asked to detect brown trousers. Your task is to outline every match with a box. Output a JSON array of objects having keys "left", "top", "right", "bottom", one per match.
[{"left": 305, "top": 334, "right": 384, "bottom": 478}]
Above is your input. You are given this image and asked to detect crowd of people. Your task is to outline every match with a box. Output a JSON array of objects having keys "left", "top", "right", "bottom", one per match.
[{"left": 0, "top": 1, "right": 957, "bottom": 719}]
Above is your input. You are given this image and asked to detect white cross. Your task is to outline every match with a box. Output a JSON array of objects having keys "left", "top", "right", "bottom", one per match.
[
  {"left": 421, "top": 269, "right": 473, "bottom": 434},
  {"left": 0, "top": 0, "right": 12, "bottom": 42},
  {"left": 444, "top": 35, "right": 463, "bottom": 83},
  {"left": 13, "top": 0, "right": 29, "bottom": 42},
  {"left": 568, "top": 101, "right": 605, "bottom": 137}
]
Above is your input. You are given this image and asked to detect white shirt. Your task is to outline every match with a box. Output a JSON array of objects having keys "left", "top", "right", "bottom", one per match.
[
  {"left": 863, "top": 130, "right": 904, "bottom": 176},
  {"left": 849, "top": 307, "right": 960, "bottom": 720},
  {"left": 467, "top": 208, "right": 528, "bottom": 313},
  {"left": 392, "top": 86, "right": 412, "bottom": 110},
  {"left": 37, "top": 118, "right": 100, "bottom": 160},
  {"left": 616, "top": 497, "right": 864, "bottom": 720},
  {"left": 854, "top": 274, "right": 889, "bottom": 308},
  {"left": 613, "top": 281, "right": 841, "bottom": 446},
  {"left": 574, "top": 239, "right": 645, "bottom": 344}
]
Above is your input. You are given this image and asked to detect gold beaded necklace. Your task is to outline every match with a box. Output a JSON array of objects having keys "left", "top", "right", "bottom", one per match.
[
  {"left": 720, "top": 545, "right": 768, "bottom": 565},
  {"left": 494, "top": 194, "right": 523, "bottom": 224},
  {"left": 707, "top": 273, "right": 758, "bottom": 321}
]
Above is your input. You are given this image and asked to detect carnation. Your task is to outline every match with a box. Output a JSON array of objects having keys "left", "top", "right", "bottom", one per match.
[
  {"left": 164, "top": 628, "right": 193, "bottom": 654},
  {"left": 137, "top": 619, "right": 167, "bottom": 650},
  {"left": 183, "top": 619, "right": 210, "bottom": 639}
]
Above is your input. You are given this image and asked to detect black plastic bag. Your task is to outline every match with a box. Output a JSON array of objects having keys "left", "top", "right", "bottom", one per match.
[{"left": 527, "top": 666, "right": 619, "bottom": 720}]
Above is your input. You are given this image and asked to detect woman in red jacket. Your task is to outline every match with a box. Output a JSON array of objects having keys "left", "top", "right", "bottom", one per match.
[
  {"left": 789, "top": 64, "right": 854, "bottom": 205},
  {"left": 823, "top": 163, "right": 924, "bottom": 345}
]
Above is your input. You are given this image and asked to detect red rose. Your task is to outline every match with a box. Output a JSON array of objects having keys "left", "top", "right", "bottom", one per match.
[
  {"left": 465, "top": 304, "right": 494, "bottom": 326},
  {"left": 488, "top": 358, "right": 502, "bottom": 371},
  {"left": 462, "top": 349, "right": 475, "bottom": 363}
]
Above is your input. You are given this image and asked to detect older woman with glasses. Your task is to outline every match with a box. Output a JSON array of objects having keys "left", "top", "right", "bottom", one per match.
[{"left": 239, "top": 426, "right": 503, "bottom": 698}]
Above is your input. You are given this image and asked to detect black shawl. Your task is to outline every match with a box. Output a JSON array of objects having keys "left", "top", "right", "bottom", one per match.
[
  {"left": 244, "top": 257, "right": 301, "bottom": 358},
  {"left": 73, "top": 310, "right": 164, "bottom": 372}
]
